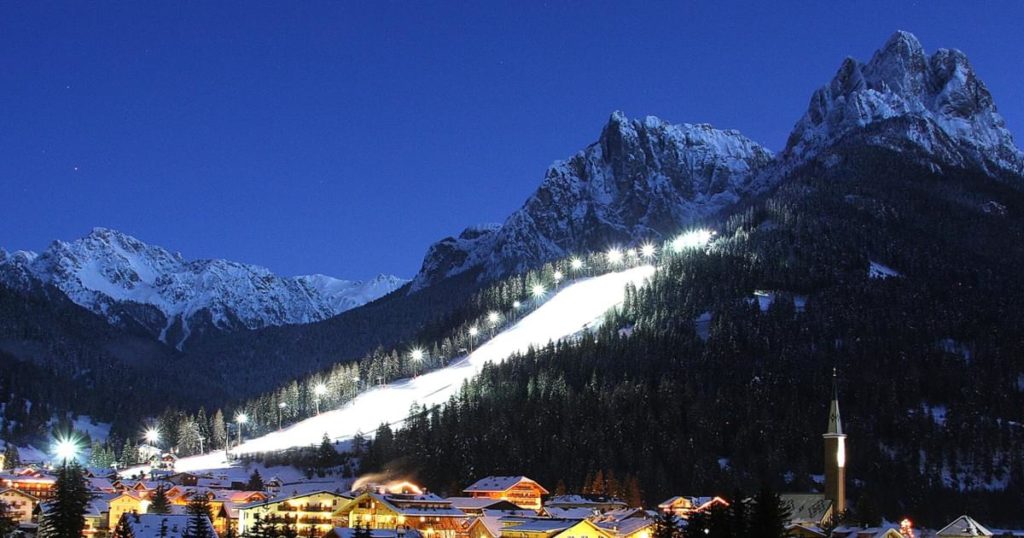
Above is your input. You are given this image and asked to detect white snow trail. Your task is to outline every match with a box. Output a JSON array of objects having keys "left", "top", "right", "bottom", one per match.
[{"left": 168, "top": 265, "right": 654, "bottom": 473}]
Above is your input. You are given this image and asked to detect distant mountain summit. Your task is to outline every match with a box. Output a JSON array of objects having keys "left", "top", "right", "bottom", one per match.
[
  {"left": 412, "top": 31, "right": 1023, "bottom": 291},
  {"left": 784, "top": 30, "right": 1024, "bottom": 177},
  {"left": 411, "top": 112, "right": 774, "bottom": 290},
  {"left": 0, "top": 228, "right": 407, "bottom": 348}
]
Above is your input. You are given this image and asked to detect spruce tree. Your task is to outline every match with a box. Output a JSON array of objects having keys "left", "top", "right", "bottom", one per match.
[
  {"left": 150, "top": 485, "right": 172, "bottom": 514},
  {"left": 247, "top": 469, "right": 265, "bottom": 491},
  {"left": 2, "top": 444, "right": 20, "bottom": 470},
  {"left": 40, "top": 461, "right": 91, "bottom": 538},
  {"left": 212, "top": 410, "right": 227, "bottom": 451},
  {"left": 184, "top": 493, "right": 214, "bottom": 538},
  {"left": 653, "top": 510, "right": 679, "bottom": 538},
  {"left": 749, "top": 485, "right": 790, "bottom": 538},
  {"left": 0, "top": 499, "right": 17, "bottom": 536}
]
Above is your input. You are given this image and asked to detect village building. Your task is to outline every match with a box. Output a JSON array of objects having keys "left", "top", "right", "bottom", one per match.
[
  {"left": 500, "top": 518, "right": 614, "bottom": 538},
  {"left": 779, "top": 493, "right": 833, "bottom": 535},
  {"left": 333, "top": 490, "right": 467, "bottom": 538},
  {"left": 445, "top": 497, "right": 523, "bottom": 516},
  {"left": 0, "top": 487, "right": 39, "bottom": 524},
  {"left": 591, "top": 509, "right": 654, "bottom": 538},
  {"left": 108, "top": 491, "right": 153, "bottom": 531},
  {"left": 936, "top": 515, "right": 995, "bottom": 537},
  {"left": 0, "top": 469, "right": 57, "bottom": 500},
  {"left": 655, "top": 496, "right": 728, "bottom": 519},
  {"left": 237, "top": 490, "right": 351, "bottom": 536},
  {"left": 465, "top": 477, "right": 549, "bottom": 511},
  {"left": 83, "top": 498, "right": 112, "bottom": 537},
  {"left": 324, "top": 527, "right": 424, "bottom": 538},
  {"left": 830, "top": 525, "right": 904, "bottom": 538},
  {"left": 544, "top": 495, "right": 627, "bottom": 515}
]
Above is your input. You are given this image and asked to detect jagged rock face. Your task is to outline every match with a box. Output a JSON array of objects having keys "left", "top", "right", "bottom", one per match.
[
  {"left": 0, "top": 228, "right": 407, "bottom": 348},
  {"left": 785, "top": 30, "right": 1024, "bottom": 176},
  {"left": 411, "top": 112, "right": 774, "bottom": 290}
]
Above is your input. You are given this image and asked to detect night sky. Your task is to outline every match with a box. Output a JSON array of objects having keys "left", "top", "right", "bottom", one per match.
[{"left": 2, "top": 2, "right": 1021, "bottom": 279}]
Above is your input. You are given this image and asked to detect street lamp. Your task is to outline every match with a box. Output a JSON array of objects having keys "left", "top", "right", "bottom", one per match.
[
  {"left": 606, "top": 248, "right": 623, "bottom": 266},
  {"left": 531, "top": 284, "right": 545, "bottom": 301},
  {"left": 410, "top": 348, "right": 425, "bottom": 376},
  {"left": 487, "top": 311, "right": 500, "bottom": 336},
  {"left": 54, "top": 435, "right": 80, "bottom": 465},
  {"left": 570, "top": 258, "right": 583, "bottom": 271},
  {"left": 235, "top": 413, "right": 248, "bottom": 448},
  {"left": 468, "top": 326, "right": 479, "bottom": 353},
  {"left": 314, "top": 383, "right": 327, "bottom": 415},
  {"left": 144, "top": 427, "right": 161, "bottom": 447},
  {"left": 278, "top": 402, "right": 287, "bottom": 429},
  {"left": 553, "top": 270, "right": 563, "bottom": 287},
  {"left": 640, "top": 243, "right": 656, "bottom": 259}
]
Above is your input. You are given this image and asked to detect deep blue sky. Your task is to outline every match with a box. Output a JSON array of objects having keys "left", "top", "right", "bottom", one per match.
[{"left": 2, "top": 2, "right": 1022, "bottom": 279}]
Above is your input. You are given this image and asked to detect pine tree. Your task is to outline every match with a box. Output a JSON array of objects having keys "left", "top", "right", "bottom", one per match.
[
  {"left": 150, "top": 485, "right": 172, "bottom": 514},
  {"left": 653, "top": 510, "right": 679, "bottom": 538},
  {"left": 353, "top": 522, "right": 372, "bottom": 538},
  {"left": 315, "top": 434, "right": 336, "bottom": 475},
  {"left": 247, "top": 469, "right": 265, "bottom": 491},
  {"left": 245, "top": 513, "right": 268, "bottom": 538},
  {"left": 2, "top": 444, "right": 20, "bottom": 470},
  {"left": 40, "top": 461, "right": 91, "bottom": 538},
  {"left": 177, "top": 416, "right": 203, "bottom": 456},
  {"left": 0, "top": 499, "right": 17, "bottom": 536},
  {"left": 184, "top": 493, "right": 214, "bottom": 538},
  {"left": 212, "top": 410, "right": 227, "bottom": 451},
  {"left": 749, "top": 485, "right": 790, "bottom": 538}
]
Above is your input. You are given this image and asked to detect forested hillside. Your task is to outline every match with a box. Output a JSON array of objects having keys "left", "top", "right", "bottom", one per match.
[{"left": 360, "top": 147, "right": 1024, "bottom": 527}]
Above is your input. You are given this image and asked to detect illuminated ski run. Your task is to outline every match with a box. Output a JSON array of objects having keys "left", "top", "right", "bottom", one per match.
[{"left": 169, "top": 264, "right": 655, "bottom": 472}]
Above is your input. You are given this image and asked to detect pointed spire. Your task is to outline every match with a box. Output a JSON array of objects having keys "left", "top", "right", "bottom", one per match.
[{"left": 827, "top": 368, "right": 844, "bottom": 435}]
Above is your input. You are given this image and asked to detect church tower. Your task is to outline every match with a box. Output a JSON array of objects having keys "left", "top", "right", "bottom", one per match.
[{"left": 823, "top": 369, "right": 846, "bottom": 514}]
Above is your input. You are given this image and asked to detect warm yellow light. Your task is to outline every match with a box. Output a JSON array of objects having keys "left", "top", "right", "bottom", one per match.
[{"left": 837, "top": 437, "right": 846, "bottom": 468}]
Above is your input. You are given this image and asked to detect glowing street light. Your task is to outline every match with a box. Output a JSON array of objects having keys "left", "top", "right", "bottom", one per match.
[
  {"left": 512, "top": 300, "right": 521, "bottom": 309},
  {"left": 235, "top": 413, "right": 248, "bottom": 448},
  {"left": 277, "top": 402, "right": 287, "bottom": 429},
  {"left": 553, "top": 270, "right": 563, "bottom": 283},
  {"left": 570, "top": 258, "right": 583, "bottom": 271},
  {"left": 144, "top": 428, "right": 161, "bottom": 446},
  {"left": 54, "top": 435, "right": 81, "bottom": 464},
  {"left": 640, "top": 243, "right": 656, "bottom": 259},
  {"left": 314, "top": 383, "right": 327, "bottom": 415},
  {"left": 468, "top": 326, "right": 479, "bottom": 337},
  {"left": 606, "top": 248, "right": 623, "bottom": 265},
  {"left": 531, "top": 284, "right": 546, "bottom": 300},
  {"left": 410, "top": 347, "right": 425, "bottom": 377}
]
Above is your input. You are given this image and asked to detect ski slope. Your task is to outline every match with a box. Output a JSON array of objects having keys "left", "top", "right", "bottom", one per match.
[{"left": 168, "top": 265, "right": 654, "bottom": 472}]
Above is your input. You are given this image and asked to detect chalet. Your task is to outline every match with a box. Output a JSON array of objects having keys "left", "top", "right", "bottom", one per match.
[
  {"left": 333, "top": 490, "right": 467, "bottom": 538},
  {"left": 465, "top": 476, "right": 549, "bottom": 511},
  {"left": 113, "top": 512, "right": 219, "bottom": 538},
  {"left": 84, "top": 498, "right": 111, "bottom": 537},
  {"left": 937, "top": 515, "right": 994, "bottom": 537},
  {"left": 108, "top": 491, "right": 152, "bottom": 530},
  {"left": 500, "top": 518, "right": 614, "bottom": 538},
  {"left": 785, "top": 522, "right": 828, "bottom": 538},
  {"left": 0, "top": 470, "right": 57, "bottom": 500},
  {"left": 165, "top": 472, "right": 200, "bottom": 486},
  {"left": 167, "top": 488, "right": 268, "bottom": 535},
  {"left": 237, "top": 490, "right": 351, "bottom": 536},
  {"left": 593, "top": 515, "right": 654, "bottom": 538},
  {"left": 656, "top": 496, "right": 728, "bottom": 519},
  {"left": 0, "top": 488, "right": 39, "bottom": 524}
]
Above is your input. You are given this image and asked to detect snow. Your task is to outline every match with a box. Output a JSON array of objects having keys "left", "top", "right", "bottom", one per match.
[
  {"left": 156, "top": 265, "right": 656, "bottom": 473},
  {"left": 70, "top": 416, "right": 112, "bottom": 442},
  {"left": 868, "top": 261, "right": 901, "bottom": 279}
]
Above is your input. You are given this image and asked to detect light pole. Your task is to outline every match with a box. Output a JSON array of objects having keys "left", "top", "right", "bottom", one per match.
[
  {"left": 144, "top": 427, "right": 161, "bottom": 448},
  {"left": 640, "top": 242, "right": 656, "bottom": 261},
  {"left": 607, "top": 247, "right": 623, "bottom": 269},
  {"left": 314, "top": 383, "right": 327, "bottom": 415},
  {"left": 531, "top": 284, "right": 545, "bottom": 304},
  {"left": 351, "top": 375, "right": 360, "bottom": 399},
  {"left": 235, "top": 413, "right": 248, "bottom": 448},
  {"left": 487, "top": 311, "right": 500, "bottom": 337},
  {"left": 553, "top": 270, "right": 563, "bottom": 289},
  {"left": 410, "top": 348, "right": 425, "bottom": 376},
  {"left": 278, "top": 402, "right": 287, "bottom": 429},
  {"left": 468, "top": 326, "right": 479, "bottom": 353},
  {"left": 54, "top": 436, "right": 80, "bottom": 467}
]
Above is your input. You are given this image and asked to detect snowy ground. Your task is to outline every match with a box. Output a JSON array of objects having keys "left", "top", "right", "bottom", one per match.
[{"left": 150, "top": 265, "right": 655, "bottom": 474}]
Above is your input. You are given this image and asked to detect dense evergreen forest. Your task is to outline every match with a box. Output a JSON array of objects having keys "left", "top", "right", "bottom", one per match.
[{"left": 357, "top": 149, "right": 1024, "bottom": 527}]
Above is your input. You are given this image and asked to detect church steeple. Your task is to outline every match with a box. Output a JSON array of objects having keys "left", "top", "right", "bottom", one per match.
[{"left": 823, "top": 367, "right": 847, "bottom": 514}]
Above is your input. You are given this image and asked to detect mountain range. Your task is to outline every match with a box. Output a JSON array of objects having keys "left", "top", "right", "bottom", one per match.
[{"left": 0, "top": 228, "right": 406, "bottom": 348}]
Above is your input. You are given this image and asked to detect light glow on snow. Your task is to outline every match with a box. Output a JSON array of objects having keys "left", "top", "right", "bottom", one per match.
[
  {"left": 165, "top": 265, "right": 655, "bottom": 472},
  {"left": 672, "top": 229, "right": 714, "bottom": 252}
]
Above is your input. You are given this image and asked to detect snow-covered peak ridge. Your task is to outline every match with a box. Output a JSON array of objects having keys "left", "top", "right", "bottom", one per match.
[
  {"left": 785, "top": 30, "right": 1024, "bottom": 176},
  {"left": 0, "top": 228, "right": 407, "bottom": 346},
  {"left": 411, "top": 111, "right": 772, "bottom": 290}
]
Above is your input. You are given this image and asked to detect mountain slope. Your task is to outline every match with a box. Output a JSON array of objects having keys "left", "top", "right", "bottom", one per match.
[
  {"left": 0, "top": 228, "right": 407, "bottom": 347},
  {"left": 412, "top": 113, "right": 773, "bottom": 290}
]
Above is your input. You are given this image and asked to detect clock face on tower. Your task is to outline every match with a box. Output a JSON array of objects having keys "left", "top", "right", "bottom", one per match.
[{"left": 836, "top": 437, "right": 846, "bottom": 468}]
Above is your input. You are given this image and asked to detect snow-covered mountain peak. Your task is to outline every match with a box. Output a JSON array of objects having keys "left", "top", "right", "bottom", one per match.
[
  {"left": 411, "top": 111, "right": 773, "bottom": 290},
  {"left": 0, "top": 229, "right": 407, "bottom": 347},
  {"left": 785, "top": 30, "right": 1023, "bottom": 176}
]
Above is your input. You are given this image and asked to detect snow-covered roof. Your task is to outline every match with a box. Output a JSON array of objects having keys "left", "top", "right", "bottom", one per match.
[
  {"left": 504, "top": 519, "right": 581, "bottom": 533},
  {"left": 119, "top": 513, "right": 219, "bottom": 538},
  {"left": 326, "top": 528, "right": 423, "bottom": 538},
  {"left": 780, "top": 493, "right": 831, "bottom": 524},
  {"left": 446, "top": 497, "right": 521, "bottom": 511},
  {"left": 465, "top": 476, "right": 548, "bottom": 494},
  {"left": 937, "top": 515, "right": 994, "bottom": 536},
  {"left": 346, "top": 492, "right": 466, "bottom": 518},
  {"left": 544, "top": 507, "right": 595, "bottom": 519},
  {"left": 594, "top": 518, "right": 654, "bottom": 537}
]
